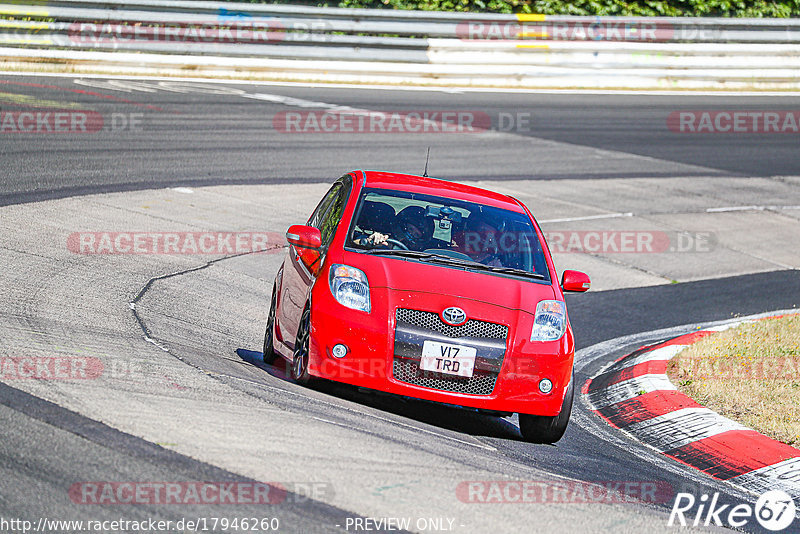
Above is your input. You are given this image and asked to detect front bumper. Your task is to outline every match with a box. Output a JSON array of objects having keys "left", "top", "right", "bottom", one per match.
[{"left": 307, "top": 286, "right": 574, "bottom": 416}]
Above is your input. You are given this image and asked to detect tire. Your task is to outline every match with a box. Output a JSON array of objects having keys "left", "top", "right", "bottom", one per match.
[
  {"left": 262, "top": 285, "right": 278, "bottom": 365},
  {"left": 519, "top": 376, "right": 574, "bottom": 444},
  {"left": 291, "top": 304, "right": 315, "bottom": 385}
]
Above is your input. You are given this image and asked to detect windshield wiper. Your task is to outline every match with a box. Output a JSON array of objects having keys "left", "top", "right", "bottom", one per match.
[
  {"left": 418, "top": 254, "right": 482, "bottom": 267},
  {"left": 365, "top": 249, "right": 437, "bottom": 258},
  {"left": 390, "top": 254, "right": 546, "bottom": 280},
  {"left": 366, "top": 249, "right": 485, "bottom": 270},
  {"left": 476, "top": 265, "right": 546, "bottom": 280},
  {"left": 425, "top": 256, "right": 546, "bottom": 279}
]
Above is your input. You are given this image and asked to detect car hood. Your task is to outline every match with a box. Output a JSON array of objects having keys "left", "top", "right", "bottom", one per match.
[{"left": 343, "top": 251, "right": 557, "bottom": 315}]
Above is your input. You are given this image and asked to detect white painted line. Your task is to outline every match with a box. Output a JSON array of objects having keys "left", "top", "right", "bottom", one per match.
[
  {"left": 539, "top": 212, "right": 634, "bottom": 224},
  {"left": 586, "top": 374, "right": 676, "bottom": 410},
  {"left": 241, "top": 91, "right": 355, "bottom": 111},
  {"left": 705, "top": 205, "right": 800, "bottom": 213},
  {"left": 74, "top": 78, "right": 468, "bottom": 136},
  {"left": 706, "top": 205, "right": 763, "bottom": 213},
  {"left": 172, "top": 187, "right": 194, "bottom": 194},
  {"left": 728, "top": 457, "right": 800, "bottom": 500},
  {"left": 624, "top": 407, "right": 748, "bottom": 452},
  {"left": 7, "top": 71, "right": 800, "bottom": 97}
]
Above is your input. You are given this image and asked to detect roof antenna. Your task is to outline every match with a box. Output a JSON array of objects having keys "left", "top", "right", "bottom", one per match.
[{"left": 422, "top": 146, "right": 431, "bottom": 177}]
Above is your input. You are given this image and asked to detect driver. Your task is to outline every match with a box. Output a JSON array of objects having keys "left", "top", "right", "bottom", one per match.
[
  {"left": 458, "top": 211, "right": 504, "bottom": 266},
  {"left": 360, "top": 206, "right": 435, "bottom": 251}
]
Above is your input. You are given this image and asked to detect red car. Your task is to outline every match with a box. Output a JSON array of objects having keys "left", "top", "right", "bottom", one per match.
[{"left": 263, "top": 170, "right": 590, "bottom": 443}]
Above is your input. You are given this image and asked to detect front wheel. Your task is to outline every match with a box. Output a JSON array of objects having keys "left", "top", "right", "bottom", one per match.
[
  {"left": 291, "top": 304, "right": 315, "bottom": 385},
  {"left": 519, "top": 376, "right": 574, "bottom": 444},
  {"left": 262, "top": 285, "right": 278, "bottom": 365}
]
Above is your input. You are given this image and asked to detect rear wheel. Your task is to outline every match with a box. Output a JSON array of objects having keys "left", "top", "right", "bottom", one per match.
[
  {"left": 291, "top": 304, "right": 314, "bottom": 385},
  {"left": 262, "top": 285, "right": 278, "bottom": 365},
  {"left": 519, "top": 376, "right": 574, "bottom": 444}
]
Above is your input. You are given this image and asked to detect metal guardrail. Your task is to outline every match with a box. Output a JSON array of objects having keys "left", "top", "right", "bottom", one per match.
[{"left": 1, "top": 0, "right": 799, "bottom": 88}]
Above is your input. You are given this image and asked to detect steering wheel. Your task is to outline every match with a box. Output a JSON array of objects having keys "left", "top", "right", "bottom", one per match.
[{"left": 386, "top": 238, "right": 409, "bottom": 250}]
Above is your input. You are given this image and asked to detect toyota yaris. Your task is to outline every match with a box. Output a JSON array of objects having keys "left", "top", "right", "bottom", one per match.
[{"left": 263, "top": 170, "right": 590, "bottom": 443}]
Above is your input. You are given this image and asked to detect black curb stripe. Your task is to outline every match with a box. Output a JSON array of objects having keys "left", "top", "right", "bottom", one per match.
[{"left": 663, "top": 443, "right": 756, "bottom": 481}]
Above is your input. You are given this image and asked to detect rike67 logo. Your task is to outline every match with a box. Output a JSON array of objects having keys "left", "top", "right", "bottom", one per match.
[{"left": 669, "top": 490, "right": 796, "bottom": 531}]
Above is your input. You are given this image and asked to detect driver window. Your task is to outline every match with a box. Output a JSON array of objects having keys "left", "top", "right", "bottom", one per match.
[
  {"left": 318, "top": 186, "right": 348, "bottom": 246},
  {"left": 308, "top": 183, "right": 342, "bottom": 230}
]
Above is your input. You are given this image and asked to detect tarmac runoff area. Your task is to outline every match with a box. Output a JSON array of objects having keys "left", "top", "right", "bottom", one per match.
[{"left": 0, "top": 176, "right": 798, "bottom": 531}]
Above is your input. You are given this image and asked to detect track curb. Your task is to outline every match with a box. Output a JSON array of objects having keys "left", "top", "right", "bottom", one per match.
[{"left": 582, "top": 312, "right": 800, "bottom": 501}]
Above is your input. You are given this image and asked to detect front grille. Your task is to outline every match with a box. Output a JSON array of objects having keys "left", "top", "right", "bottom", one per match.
[
  {"left": 392, "top": 358, "right": 497, "bottom": 396},
  {"left": 396, "top": 308, "right": 508, "bottom": 340}
]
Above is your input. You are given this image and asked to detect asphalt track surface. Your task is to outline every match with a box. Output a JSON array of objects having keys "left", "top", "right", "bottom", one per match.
[
  {"left": 1, "top": 74, "right": 799, "bottom": 533},
  {"left": 2, "top": 75, "right": 800, "bottom": 206}
]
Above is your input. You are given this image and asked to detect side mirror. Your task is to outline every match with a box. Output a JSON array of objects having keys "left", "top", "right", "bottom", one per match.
[
  {"left": 561, "top": 270, "right": 591, "bottom": 292},
  {"left": 286, "top": 225, "right": 322, "bottom": 250}
]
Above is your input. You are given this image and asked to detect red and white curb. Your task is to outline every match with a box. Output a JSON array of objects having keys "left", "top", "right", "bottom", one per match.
[{"left": 583, "top": 313, "right": 800, "bottom": 500}]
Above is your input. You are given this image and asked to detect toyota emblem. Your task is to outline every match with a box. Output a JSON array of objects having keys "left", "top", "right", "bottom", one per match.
[{"left": 441, "top": 307, "right": 467, "bottom": 326}]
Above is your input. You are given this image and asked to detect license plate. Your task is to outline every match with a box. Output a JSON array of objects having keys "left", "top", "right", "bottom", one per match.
[{"left": 420, "top": 340, "right": 476, "bottom": 378}]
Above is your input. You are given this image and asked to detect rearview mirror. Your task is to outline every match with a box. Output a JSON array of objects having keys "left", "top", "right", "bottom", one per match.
[
  {"left": 561, "top": 270, "right": 591, "bottom": 292},
  {"left": 286, "top": 225, "right": 322, "bottom": 250}
]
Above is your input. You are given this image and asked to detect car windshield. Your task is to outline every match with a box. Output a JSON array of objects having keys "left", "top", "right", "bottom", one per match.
[{"left": 346, "top": 188, "right": 550, "bottom": 281}]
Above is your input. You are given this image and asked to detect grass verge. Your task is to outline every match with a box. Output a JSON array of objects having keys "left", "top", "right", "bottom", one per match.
[{"left": 667, "top": 314, "right": 800, "bottom": 446}]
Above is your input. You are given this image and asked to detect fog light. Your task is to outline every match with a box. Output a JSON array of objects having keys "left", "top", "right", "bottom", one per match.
[
  {"left": 332, "top": 344, "right": 348, "bottom": 359},
  {"left": 539, "top": 378, "right": 553, "bottom": 394}
]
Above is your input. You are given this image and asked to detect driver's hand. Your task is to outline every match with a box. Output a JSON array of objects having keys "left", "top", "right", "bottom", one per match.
[{"left": 368, "top": 232, "right": 389, "bottom": 246}]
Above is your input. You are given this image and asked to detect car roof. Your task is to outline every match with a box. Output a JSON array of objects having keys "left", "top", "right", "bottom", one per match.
[{"left": 355, "top": 170, "right": 526, "bottom": 213}]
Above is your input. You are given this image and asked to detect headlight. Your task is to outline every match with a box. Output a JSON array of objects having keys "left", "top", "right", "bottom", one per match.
[
  {"left": 530, "top": 300, "right": 566, "bottom": 341},
  {"left": 329, "top": 264, "right": 371, "bottom": 313}
]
